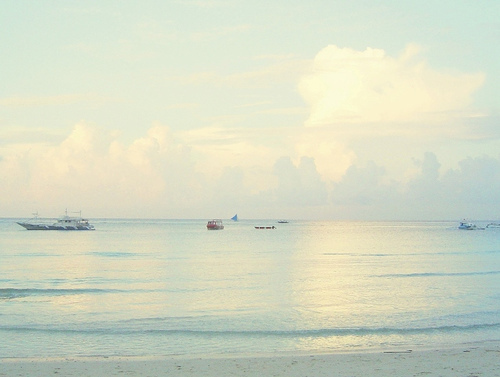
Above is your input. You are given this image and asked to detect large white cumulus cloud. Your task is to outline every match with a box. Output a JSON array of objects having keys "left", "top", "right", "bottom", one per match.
[
  {"left": 0, "top": 123, "right": 202, "bottom": 217},
  {"left": 299, "top": 44, "right": 485, "bottom": 127}
]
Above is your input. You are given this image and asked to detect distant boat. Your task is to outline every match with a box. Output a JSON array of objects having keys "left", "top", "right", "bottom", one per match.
[
  {"left": 458, "top": 220, "right": 477, "bottom": 230},
  {"left": 17, "top": 210, "right": 95, "bottom": 231},
  {"left": 486, "top": 222, "right": 500, "bottom": 228},
  {"left": 277, "top": 220, "right": 288, "bottom": 223},
  {"left": 231, "top": 214, "right": 238, "bottom": 221},
  {"left": 207, "top": 219, "right": 224, "bottom": 230}
]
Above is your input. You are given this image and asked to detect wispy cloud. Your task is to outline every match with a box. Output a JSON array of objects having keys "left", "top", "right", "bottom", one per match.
[
  {"left": 0, "top": 94, "right": 118, "bottom": 108},
  {"left": 167, "top": 58, "right": 307, "bottom": 88},
  {"left": 176, "top": 0, "right": 236, "bottom": 9},
  {"left": 190, "top": 24, "right": 253, "bottom": 42},
  {"left": 166, "top": 102, "right": 200, "bottom": 110},
  {"left": 0, "top": 127, "right": 63, "bottom": 146}
]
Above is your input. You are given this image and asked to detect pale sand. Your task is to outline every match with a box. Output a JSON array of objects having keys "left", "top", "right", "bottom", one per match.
[{"left": 1, "top": 344, "right": 499, "bottom": 376}]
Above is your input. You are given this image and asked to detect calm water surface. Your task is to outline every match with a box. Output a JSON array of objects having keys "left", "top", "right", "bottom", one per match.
[{"left": 1, "top": 219, "right": 499, "bottom": 358}]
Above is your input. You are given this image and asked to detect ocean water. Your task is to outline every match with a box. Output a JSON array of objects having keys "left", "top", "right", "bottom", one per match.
[{"left": 1, "top": 218, "right": 499, "bottom": 359}]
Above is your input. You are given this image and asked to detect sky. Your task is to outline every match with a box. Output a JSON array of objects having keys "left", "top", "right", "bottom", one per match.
[{"left": 1, "top": 0, "right": 499, "bottom": 220}]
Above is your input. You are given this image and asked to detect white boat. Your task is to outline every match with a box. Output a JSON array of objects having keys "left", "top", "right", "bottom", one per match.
[
  {"left": 207, "top": 219, "right": 224, "bottom": 230},
  {"left": 458, "top": 220, "right": 477, "bottom": 230},
  {"left": 17, "top": 211, "right": 95, "bottom": 231}
]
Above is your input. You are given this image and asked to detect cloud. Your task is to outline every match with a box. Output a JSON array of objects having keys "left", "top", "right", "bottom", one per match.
[
  {"left": 328, "top": 152, "right": 500, "bottom": 220},
  {"left": 179, "top": 0, "right": 235, "bottom": 9},
  {"left": 0, "top": 122, "right": 284, "bottom": 218},
  {"left": 402, "top": 153, "right": 500, "bottom": 218},
  {"left": 0, "top": 127, "right": 63, "bottom": 146},
  {"left": 191, "top": 24, "right": 252, "bottom": 42},
  {"left": 0, "top": 123, "right": 201, "bottom": 217},
  {"left": 294, "top": 129, "right": 356, "bottom": 182},
  {"left": 405, "top": 152, "right": 442, "bottom": 202},
  {"left": 166, "top": 102, "right": 200, "bottom": 110},
  {"left": 441, "top": 155, "right": 500, "bottom": 206},
  {"left": 1, "top": 41, "right": 497, "bottom": 220},
  {"left": 179, "top": 126, "right": 285, "bottom": 182},
  {"left": 223, "top": 59, "right": 308, "bottom": 89},
  {"left": 298, "top": 44, "right": 485, "bottom": 128},
  {"left": 330, "top": 160, "right": 394, "bottom": 207},
  {"left": 0, "top": 93, "right": 117, "bottom": 108},
  {"left": 167, "top": 57, "right": 307, "bottom": 89},
  {"left": 271, "top": 156, "right": 328, "bottom": 206},
  {"left": 2, "top": 121, "right": 500, "bottom": 220},
  {"left": 0, "top": 122, "right": 332, "bottom": 217}
]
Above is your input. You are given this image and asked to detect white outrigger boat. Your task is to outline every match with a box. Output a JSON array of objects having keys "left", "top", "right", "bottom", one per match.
[
  {"left": 17, "top": 211, "right": 95, "bottom": 231},
  {"left": 457, "top": 220, "right": 487, "bottom": 230},
  {"left": 458, "top": 220, "right": 477, "bottom": 230}
]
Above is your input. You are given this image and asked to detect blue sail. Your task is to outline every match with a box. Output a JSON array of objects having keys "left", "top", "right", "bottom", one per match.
[{"left": 231, "top": 214, "right": 238, "bottom": 221}]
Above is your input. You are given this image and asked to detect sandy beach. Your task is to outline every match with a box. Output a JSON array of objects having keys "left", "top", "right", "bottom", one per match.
[{"left": 1, "top": 343, "right": 498, "bottom": 377}]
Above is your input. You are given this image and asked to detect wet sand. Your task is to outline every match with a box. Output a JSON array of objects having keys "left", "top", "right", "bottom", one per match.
[{"left": 1, "top": 343, "right": 499, "bottom": 376}]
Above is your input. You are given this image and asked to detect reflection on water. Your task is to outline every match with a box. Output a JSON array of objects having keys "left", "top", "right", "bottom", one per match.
[{"left": 0, "top": 219, "right": 499, "bottom": 357}]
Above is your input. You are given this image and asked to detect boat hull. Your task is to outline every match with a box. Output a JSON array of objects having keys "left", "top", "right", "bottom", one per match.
[{"left": 17, "top": 222, "right": 95, "bottom": 230}]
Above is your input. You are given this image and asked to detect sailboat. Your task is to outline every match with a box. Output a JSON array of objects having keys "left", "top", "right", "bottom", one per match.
[{"left": 231, "top": 214, "right": 238, "bottom": 221}]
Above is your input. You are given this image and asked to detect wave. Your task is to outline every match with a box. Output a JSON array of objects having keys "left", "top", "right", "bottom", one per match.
[
  {"left": 2, "top": 322, "right": 499, "bottom": 338},
  {"left": 376, "top": 271, "right": 500, "bottom": 278},
  {"left": 87, "top": 251, "right": 140, "bottom": 258},
  {"left": 0, "top": 288, "right": 116, "bottom": 300},
  {"left": 324, "top": 250, "right": 500, "bottom": 257}
]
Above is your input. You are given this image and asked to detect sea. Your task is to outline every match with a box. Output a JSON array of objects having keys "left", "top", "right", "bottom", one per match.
[{"left": 1, "top": 218, "right": 499, "bottom": 359}]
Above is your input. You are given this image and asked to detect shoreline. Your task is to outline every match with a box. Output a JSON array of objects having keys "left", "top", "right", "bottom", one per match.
[{"left": 2, "top": 342, "right": 499, "bottom": 377}]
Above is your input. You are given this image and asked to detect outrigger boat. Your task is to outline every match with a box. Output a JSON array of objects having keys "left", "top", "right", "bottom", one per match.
[
  {"left": 458, "top": 221, "right": 477, "bottom": 230},
  {"left": 457, "top": 220, "right": 487, "bottom": 230},
  {"left": 17, "top": 210, "right": 95, "bottom": 231}
]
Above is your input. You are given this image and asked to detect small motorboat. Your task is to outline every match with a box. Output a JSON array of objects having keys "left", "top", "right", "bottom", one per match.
[{"left": 207, "top": 219, "right": 224, "bottom": 230}]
